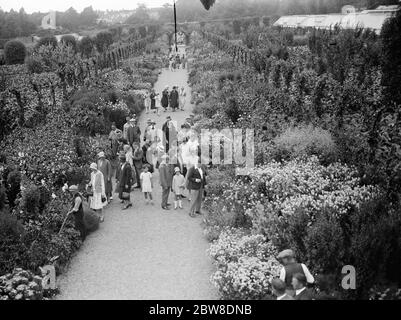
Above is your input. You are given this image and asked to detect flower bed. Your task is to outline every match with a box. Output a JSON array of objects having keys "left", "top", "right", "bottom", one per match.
[
  {"left": 0, "top": 37, "right": 162, "bottom": 299},
  {"left": 0, "top": 268, "right": 53, "bottom": 300},
  {"left": 209, "top": 228, "right": 280, "bottom": 300}
]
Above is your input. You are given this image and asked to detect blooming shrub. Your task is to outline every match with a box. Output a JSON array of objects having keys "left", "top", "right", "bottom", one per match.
[
  {"left": 209, "top": 228, "right": 280, "bottom": 300},
  {"left": 272, "top": 125, "right": 338, "bottom": 164},
  {"left": 209, "top": 228, "right": 278, "bottom": 267},
  {"left": 0, "top": 268, "right": 47, "bottom": 300},
  {"left": 211, "top": 257, "right": 277, "bottom": 300},
  {"left": 245, "top": 157, "right": 378, "bottom": 238}
]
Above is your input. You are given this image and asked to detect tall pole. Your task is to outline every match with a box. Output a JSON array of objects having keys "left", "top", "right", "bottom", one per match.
[{"left": 174, "top": 0, "right": 178, "bottom": 52}]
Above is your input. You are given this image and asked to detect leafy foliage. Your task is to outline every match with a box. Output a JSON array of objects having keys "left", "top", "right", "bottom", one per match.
[
  {"left": 94, "top": 31, "right": 113, "bottom": 53},
  {"left": 36, "top": 36, "right": 58, "bottom": 49},
  {"left": 4, "top": 41, "right": 26, "bottom": 65}
]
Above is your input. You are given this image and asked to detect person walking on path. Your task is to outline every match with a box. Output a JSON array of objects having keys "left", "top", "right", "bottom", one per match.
[
  {"left": 89, "top": 163, "right": 106, "bottom": 222},
  {"left": 142, "top": 140, "right": 154, "bottom": 169},
  {"left": 128, "top": 119, "right": 141, "bottom": 148},
  {"left": 123, "top": 144, "right": 134, "bottom": 167},
  {"left": 144, "top": 119, "right": 156, "bottom": 143},
  {"left": 277, "top": 249, "right": 315, "bottom": 297},
  {"left": 144, "top": 91, "right": 152, "bottom": 114},
  {"left": 132, "top": 142, "right": 144, "bottom": 189},
  {"left": 169, "top": 86, "right": 179, "bottom": 112},
  {"left": 150, "top": 89, "right": 158, "bottom": 114},
  {"left": 116, "top": 154, "right": 133, "bottom": 210},
  {"left": 172, "top": 167, "right": 185, "bottom": 210},
  {"left": 179, "top": 86, "right": 187, "bottom": 111},
  {"left": 123, "top": 116, "right": 131, "bottom": 142},
  {"left": 161, "top": 86, "right": 169, "bottom": 112},
  {"left": 108, "top": 123, "right": 122, "bottom": 160},
  {"left": 155, "top": 91, "right": 162, "bottom": 116},
  {"left": 159, "top": 155, "right": 174, "bottom": 210},
  {"left": 67, "top": 185, "right": 87, "bottom": 241},
  {"left": 186, "top": 157, "right": 207, "bottom": 218},
  {"left": 97, "top": 152, "right": 113, "bottom": 203},
  {"left": 140, "top": 165, "right": 154, "bottom": 205},
  {"left": 162, "top": 116, "right": 177, "bottom": 153}
]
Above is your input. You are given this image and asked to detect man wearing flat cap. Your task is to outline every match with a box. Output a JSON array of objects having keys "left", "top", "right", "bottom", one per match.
[
  {"left": 127, "top": 118, "right": 141, "bottom": 148},
  {"left": 277, "top": 249, "right": 314, "bottom": 296}
]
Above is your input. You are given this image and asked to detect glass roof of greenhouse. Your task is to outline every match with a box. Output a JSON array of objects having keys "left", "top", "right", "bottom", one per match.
[{"left": 273, "top": 6, "right": 398, "bottom": 33}]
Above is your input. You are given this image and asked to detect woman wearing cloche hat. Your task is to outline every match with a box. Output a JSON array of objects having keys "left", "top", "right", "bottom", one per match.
[{"left": 88, "top": 163, "right": 107, "bottom": 222}]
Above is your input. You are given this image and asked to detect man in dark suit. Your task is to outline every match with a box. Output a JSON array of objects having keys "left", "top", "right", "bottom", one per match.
[
  {"left": 271, "top": 278, "right": 294, "bottom": 300},
  {"left": 186, "top": 157, "right": 207, "bottom": 217},
  {"left": 132, "top": 142, "right": 143, "bottom": 189},
  {"left": 116, "top": 154, "right": 133, "bottom": 210},
  {"left": 127, "top": 119, "right": 141, "bottom": 148},
  {"left": 293, "top": 273, "right": 314, "bottom": 300},
  {"left": 162, "top": 116, "right": 177, "bottom": 152},
  {"left": 159, "top": 154, "right": 174, "bottom": 210},
  {"left": 169, "top": 86, "right": 179, "bottom": 111}
]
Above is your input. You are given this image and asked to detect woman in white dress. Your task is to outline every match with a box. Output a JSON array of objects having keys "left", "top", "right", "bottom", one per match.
[
  {"left": 144, "top": 91, "right": 151, "bottom": 114},
  {"left": 89, "top": 163, "right": 106, "bottom": 222},
  {"left": 179, "top": 87, "right": 186, "bottom": 111},
  {"left": 155, "top": 92, "right": 162, "bottom": 116},
  {"left": 140, "top": 165, "right": 154, "bottom": 205}
]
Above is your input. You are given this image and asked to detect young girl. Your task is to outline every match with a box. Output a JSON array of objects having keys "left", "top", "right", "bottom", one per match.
[
  {"left": 172, "top": 167, "right": 186, "bottom": 209},
  {"left": 140, "top": 165, "right": 154, "bottom": 205}
]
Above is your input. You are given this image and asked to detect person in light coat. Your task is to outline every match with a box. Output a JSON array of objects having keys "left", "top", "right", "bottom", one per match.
[{"left": 89, "top": 163, "right": 106, "bottom": 222}]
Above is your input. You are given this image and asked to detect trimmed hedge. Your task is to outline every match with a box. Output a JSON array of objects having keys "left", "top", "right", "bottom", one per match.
[{"left": 4, "top": 40, "right": 26, "bottom": 65}]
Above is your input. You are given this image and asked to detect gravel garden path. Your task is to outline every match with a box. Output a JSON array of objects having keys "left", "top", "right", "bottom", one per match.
[{"left": 57, "top": 65, "right": 219, "bottom": 300}]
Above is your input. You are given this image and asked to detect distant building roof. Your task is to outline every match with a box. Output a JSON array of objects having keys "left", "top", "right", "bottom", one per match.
[
  {"left": 340, "top": 11, "right": 394, "bottom": 31},
  {"left": 273, "top": 5, "right": 399, "bottom": 33}
]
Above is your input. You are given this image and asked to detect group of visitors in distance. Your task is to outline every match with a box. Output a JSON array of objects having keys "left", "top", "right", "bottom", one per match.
[
  {"left": 65, "top": 110, "right": 206, "bottom": 242},
  {"left": 143, "top": 85, "right": 187, "bottom": 116}
]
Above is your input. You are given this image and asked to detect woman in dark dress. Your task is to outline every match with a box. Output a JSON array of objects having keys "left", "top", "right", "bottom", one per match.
[
  {"left": 169, "top": 86, "right": 179, "bottom": 112},
  {"left": 150, "top": 89, "right": 157, "bottom": 113},
  {"left": 161, "top": 86, "right": 169, "bottom": 112},
  {"left": 67, "top": 185, "right": 87, "bottom": 241},
  {"left": 116, "top": 154, "right": 133, "bottom": 210}
]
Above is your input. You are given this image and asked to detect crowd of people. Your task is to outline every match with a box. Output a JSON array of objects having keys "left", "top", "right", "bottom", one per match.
[
  {"left": 66, "top": 108, "right": 207, "bottom": 241},
  {"left": 143, "top": 85, "right": 187, "bottom": 116},
  {"left": 168, "top": 50, "right": 187, "bottom": 72}
]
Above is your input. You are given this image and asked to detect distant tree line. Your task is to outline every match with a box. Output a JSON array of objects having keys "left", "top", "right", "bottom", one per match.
[
  {"left": 124, "top": 0, "right": 400, "bottom": 25},
  {"left": 0, "top": 6, "right": 98, "bottom": 41}
]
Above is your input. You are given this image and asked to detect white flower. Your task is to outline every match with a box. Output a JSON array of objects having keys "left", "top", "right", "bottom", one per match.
[{"left": 51, "top": 193, "right": 57, "bottom": 199}]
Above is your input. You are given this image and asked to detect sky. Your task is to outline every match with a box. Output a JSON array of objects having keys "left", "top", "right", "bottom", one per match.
[{"left": 0, "top": 0, "right": 171, "bottom": 13}]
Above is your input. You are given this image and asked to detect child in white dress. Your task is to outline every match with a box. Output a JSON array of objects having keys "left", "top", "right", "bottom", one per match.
[
  {"left": 140, "top": 165, "right": 153, "bottom": 205},
  {"left": 172, "top": 167, "right": 186, "bottom": 209}
]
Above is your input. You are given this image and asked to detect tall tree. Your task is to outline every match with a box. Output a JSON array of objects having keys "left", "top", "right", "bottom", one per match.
[
  {"left": 381, "top": 9, "right": 401, "bottom": 106},
  {"left": 80, "top": 6, "right": 98, "bottom": 26}
]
